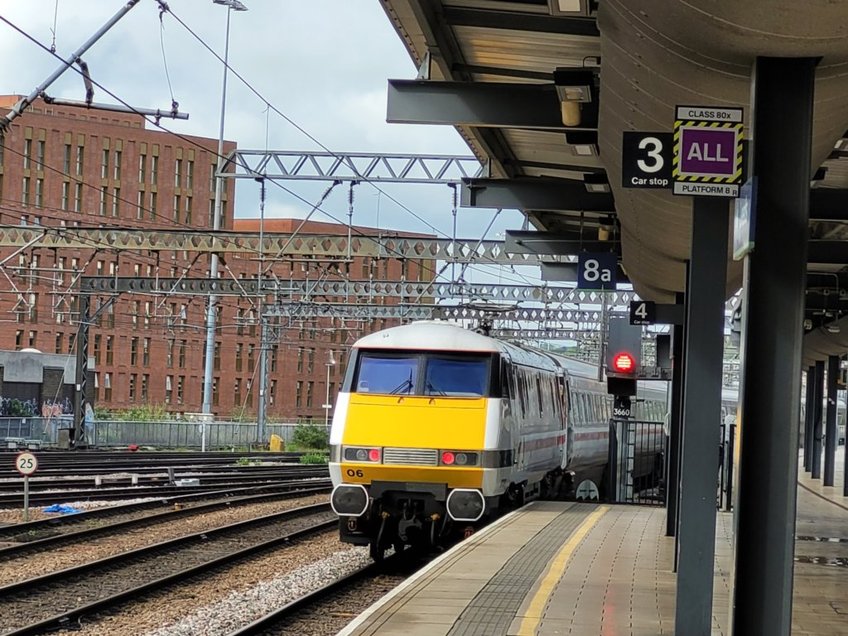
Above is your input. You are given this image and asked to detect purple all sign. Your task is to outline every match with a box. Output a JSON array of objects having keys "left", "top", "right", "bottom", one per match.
[{"left": 678, "top": 126, "right": 737, "bottom": 177}]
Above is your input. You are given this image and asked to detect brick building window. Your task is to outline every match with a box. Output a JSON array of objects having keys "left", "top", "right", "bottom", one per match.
[
  {"left": 104, "top": 373, "right": 112, "bottom": 401},
  {"left": 165, "top": 375, "right": 173, "bottom": 404},
  {"left": 246, "top": 381, "right": 253, "bottom": 408},
  {"left": 61, "top": 182, "right": 70, "bottom": 210},
  {"left": 177, "top": 376, "right": 185, "bottom": 404},
  {"left": 307, "top": 348, "right": 315, "bottom": 373},
  {"left": 55, "top": 332, "right": 63, "bottom": 354},
  {"left": 75, "top": 145, "right": 84, "bottom": 176},
  {"left": 36, "top": 139, "right": 45, "bottom": 169},
  {"left": 166, "top": 340, "right": 174, "bottom": 368},
  {"left": 99, "top": 186, "right": 108, "bottom": 215},
  {"left": 111, "top": 187, "right": 120, "bottom": 216},
  {"left": 15, "top": 329, "right": 23, "bottom": 348},
  {"left": 21, "top": 177, "right": 30, "bottom": 205},
  {"left": 306, "top": 381, "right": 314, "bottom": 408},
  {"left": 296, "top": 381, "right": 302, "bottom": 408},
  {"left": 138, "top": 154, "right": 146, "bottom": 182},
  {"left": 141, "top": 374, "right": 149, "bottom": 401},
  {"left": 214, "top": 341, "right": 221, "bottom": 371},
  {"left": 137, "top": 191, "right": 144, "bottom": 219},
  {"left": 93, "top": 335, "right": 101, "bottom": 364},
  {"left": 101, "top": 148, "right": 109, "bottom": 179},
  {"left": 130, "top": 337, "right": 138, "bottom": 365},
  {"left": 173, "top": 195, "right": 180, "bottom": 221},
  {"left": 175, "top": 159, "right": 182, "bottom": 187},
  {"left": 23, "top": 138, "right": 32, "bottom": 169},
  {"left": 106, "top": 336, "right": 113, "bottom": 364},
  {"left": 63, "top": 143, "right": 71, "bottom": 173},
  {"left": 235, "top": 343, "right": 243, "bottom": 372},
  {"left": 297, "top": 348, "right": 303, "bottom": 373},
  {"left": 149, "top": 191, "right": 157, "bottom": 220},
  {"left": 234, "top": 378, "right": 242, "bottom": 405},
  {"left": 269, "top": 379, "right": 276, "bottom": 405},
  {"left": 184, "top": 196, "right": 192, "bottom": 225},
  {"left": 113, "top": 149, "right": 122, "bottom": 180},
  {"left": 186, "top": 160, "right": 194, "bottom": 189},
  {"left": 35, "top": 178, "right": 43, "bottom": 208},
  {"left": 74, "top": 183, "right": 82, "bottom": 212},
  {"left": 247, "top": 344, "right": 255, "bottom": 372},
  {"left": 179, "top": 340, "right": 186, "bottom": 367},
  {"left": 151, "top": 155, "right": 158, "bottom": 184},
  {"left": 212, "top": 377, "right": 219, "bottom": 407},
  {"left": 143, "top": 338, "right": 150, "bottom": 366},
  {"left": 270, "top": 347, "right": 278, "bottom": 373},
  {"left": 129, "top": 374, "right": 137, "bottom": 401}
]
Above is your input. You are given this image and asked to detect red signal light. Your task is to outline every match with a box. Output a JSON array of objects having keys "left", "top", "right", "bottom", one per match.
[
  {"left": 441, "top": 451, "right": 456, "bottom": 465},
  {"left": 368, "top": 448, "right": 381, "bottom": 462},
  {"left": 612, "top": 352, "right": 635, "bottom": 373}
]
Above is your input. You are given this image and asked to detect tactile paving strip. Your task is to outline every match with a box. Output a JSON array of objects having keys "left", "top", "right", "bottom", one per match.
[{"left": 446, "top": 503, "right": 595, "bottom": 636}]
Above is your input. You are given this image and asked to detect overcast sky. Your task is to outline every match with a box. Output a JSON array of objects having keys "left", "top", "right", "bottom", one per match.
[{"left": 0, "top": 0, "right": 529, "bottom": 266}]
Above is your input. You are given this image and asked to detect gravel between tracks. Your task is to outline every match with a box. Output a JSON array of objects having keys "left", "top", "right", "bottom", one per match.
[
  {"left": 0, "top": 494, "right": 328, "bottom": 586},
  {"left": 53, "top": 535, "right": 371, "bottom": 636},
  {"left": 0, "top": 498, "right": 142, "bottom": 524}
]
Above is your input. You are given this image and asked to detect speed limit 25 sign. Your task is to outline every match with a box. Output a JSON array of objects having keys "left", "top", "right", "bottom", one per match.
[
  {"left": 15, "top": 452, "right": 38, "bottom": 476},
  {"left": 622, "top": 132, "right": 673, "bottom": 189}
]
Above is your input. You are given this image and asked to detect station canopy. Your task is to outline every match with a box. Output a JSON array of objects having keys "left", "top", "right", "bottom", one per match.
[{"left": 380, "top": 0, "right": 848, "bottom": 358}]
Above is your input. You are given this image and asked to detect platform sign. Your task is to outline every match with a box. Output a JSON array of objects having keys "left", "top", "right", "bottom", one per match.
[
  {"left": 621, "top": 132, "right": 673, "bottom": 189},
  {"left": 733, "top": 178, "right": 757, "bottom": 260},
  {"left": 673, "top": 105, "right": 744, "bottom": 198},
  {"left": 629, "top": 300, "right": 656, "bottom": 325},
  {"left": 577, "top": 252, "right": 617, "bottom": 290}
]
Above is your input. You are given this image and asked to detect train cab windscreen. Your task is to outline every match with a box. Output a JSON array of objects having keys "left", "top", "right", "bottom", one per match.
[{"left": 353, "top": 352, "right": 491, "bottom": 397}]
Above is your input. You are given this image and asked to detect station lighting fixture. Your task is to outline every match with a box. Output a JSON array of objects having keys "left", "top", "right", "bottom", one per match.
[
  {"left": 547, "top": 0, "right": 598, "bottom": 17},
  {"left": 553, "top": 68, "right": 594, "bottom": 127},
  {"left": 583, "top": 172, "right": 611, "bottom": 193},
  {"left": 566, "top": 130, "right": 599, "bottom": 156}
]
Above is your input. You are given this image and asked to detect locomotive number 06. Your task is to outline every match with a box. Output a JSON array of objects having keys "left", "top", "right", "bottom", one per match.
[{"left": 346, "top": 469, "right": 365, "bottom": 478}]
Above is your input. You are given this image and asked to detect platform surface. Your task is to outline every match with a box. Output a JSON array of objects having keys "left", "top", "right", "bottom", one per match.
[{"left": 339, "top": 452, "right": 848, "bottom": 636}]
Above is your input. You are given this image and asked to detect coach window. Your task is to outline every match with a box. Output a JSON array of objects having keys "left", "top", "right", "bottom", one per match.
[{"left": 356, "top": 354, "right": 418, "bottom": 395}]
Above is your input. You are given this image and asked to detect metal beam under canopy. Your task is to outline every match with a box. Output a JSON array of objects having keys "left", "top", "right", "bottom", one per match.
[
  {"left": 505, "top": 230, "right": 618, "bottom": 255},
  {"left": 387, "top": 79, "right": 596, "bottom": 130},
  {"left": 442, "top": 5, "right": 600, "bottom": 37},
  {"left": 461, "top": 177, "right": 614, "bottom": 212}
]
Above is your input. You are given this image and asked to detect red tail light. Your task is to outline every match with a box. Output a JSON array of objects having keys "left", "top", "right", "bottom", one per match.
[{"left": 441, "top": 451, "right": 456, "bottom": 465}]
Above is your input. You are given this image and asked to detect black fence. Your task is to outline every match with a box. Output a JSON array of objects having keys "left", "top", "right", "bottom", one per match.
[
  {"left": 718, "top": 422, "right": 736, "bottom": 511},
  {"left": 607, "top": 419, "right": 666, "bottom": 506}
]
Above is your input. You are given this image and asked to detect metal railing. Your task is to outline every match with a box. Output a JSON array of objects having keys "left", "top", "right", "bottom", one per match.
[
  {"left": 0, "top": 417, "right": 328, "bottom": 450},
  {"left": 607, "top": 419, "right": 666, "bottom": 506}
]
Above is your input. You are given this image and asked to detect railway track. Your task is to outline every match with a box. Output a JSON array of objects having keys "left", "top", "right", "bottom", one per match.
[
  {"left": 0, "top": 479, "right": 329, "bottom": 541},
  {"left": 0, "top": 485, "right": 329, "bottom": 558},
  {"left": 0, "top": 467, "right": 329, "bottom": 506},
  {"left": 0, "top": 503, "right": 336, "bottom": 636},
  {"left": 229, "top": 558, "right": 411, "bottom": 636}
]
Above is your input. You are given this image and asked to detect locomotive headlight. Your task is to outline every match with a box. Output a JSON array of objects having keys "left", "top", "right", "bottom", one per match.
[
  {"left": 343, "top": 446, "right": 382, "bottom": 463},
  {"left": 439, "top": 450, "right": 478, "bottom": 466}
]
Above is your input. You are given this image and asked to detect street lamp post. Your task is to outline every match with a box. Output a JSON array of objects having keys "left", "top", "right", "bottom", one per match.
[
  {"left": 324, "top": 350, "right": 337, "bottom": 428},
  {"left": 201, "top": 0, "right": 248, "bottom": 443}
]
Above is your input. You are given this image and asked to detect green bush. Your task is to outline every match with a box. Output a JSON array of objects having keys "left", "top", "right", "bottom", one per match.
[
  {"left": 291, "top": 423, "right": 329, "bottom": 451},
  {"left": 300, "top": 453, "right": 329, "bottom": 465}
]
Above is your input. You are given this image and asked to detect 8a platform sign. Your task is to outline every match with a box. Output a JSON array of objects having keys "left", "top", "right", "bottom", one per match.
[{"left": 577, "top": 253, "right": 617, "bottom": 290}]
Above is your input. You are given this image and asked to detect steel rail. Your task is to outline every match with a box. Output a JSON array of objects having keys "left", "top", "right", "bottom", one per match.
[
  {"left": 0, "top": 479, "right": 330, "bottom": 539},
  {"left": 0, "top": 486, "right": 329, "bottom": 559},
  {"left": 0, "top": 504, "right": 335, "bottom": 636}
]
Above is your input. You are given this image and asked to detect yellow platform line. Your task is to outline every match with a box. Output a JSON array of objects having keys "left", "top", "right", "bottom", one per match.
[{"left": 515, "top": 505, "right": 610, "bottom": 636}]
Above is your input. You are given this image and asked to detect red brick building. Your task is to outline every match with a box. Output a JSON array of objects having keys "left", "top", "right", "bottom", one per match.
[{"left": 0, "top": 96, "right": 432, "bottom": 420}]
